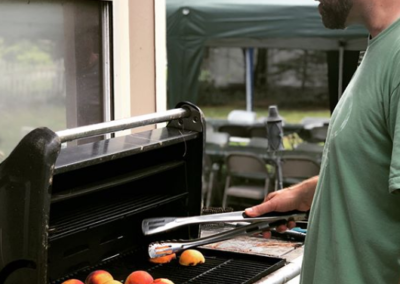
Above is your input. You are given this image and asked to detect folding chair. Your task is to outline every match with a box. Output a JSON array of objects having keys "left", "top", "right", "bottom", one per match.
[
  {"left": 222, "top": 152, "right": 271, "bottom": 209},
  {"left": 280, "top": 155, "right": 320, "bottom": 187},
  {"left": 203, "top": 132, "right": 230, "bottom": 206}
]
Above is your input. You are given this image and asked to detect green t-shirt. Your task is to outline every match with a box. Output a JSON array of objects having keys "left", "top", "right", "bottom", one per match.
[{"left": 301, "top": 19, "right": 400, "bottom": 284}]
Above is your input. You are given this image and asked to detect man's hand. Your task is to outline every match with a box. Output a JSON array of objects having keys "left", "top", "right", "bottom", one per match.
[{"left": 245, "top": 176, "right": 319, "bottom": 217}]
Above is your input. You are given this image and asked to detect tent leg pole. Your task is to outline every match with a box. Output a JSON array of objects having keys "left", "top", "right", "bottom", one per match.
[
  {"left": 246, "top": 48, "right": 254, "bottom": 112},
  {"left": 338, "top": 41, "right": 345, "bottom": 100}
]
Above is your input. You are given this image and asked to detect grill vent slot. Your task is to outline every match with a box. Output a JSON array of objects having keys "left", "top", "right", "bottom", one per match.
[
  {"left": 63, "top": 245, "right": 89, "bottom": 258},
  {"left": 100, "top": 233, "right": 125, "bottom": 245}
]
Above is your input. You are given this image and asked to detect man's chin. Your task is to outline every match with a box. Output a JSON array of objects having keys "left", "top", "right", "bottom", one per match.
[{"left": 321, "top": 18, "right": 347, "bottom": 30}]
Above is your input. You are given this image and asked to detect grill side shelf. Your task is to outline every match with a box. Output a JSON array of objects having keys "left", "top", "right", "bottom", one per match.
[{"left": 51, "top": 160, "right": 185, "bottom": 203}]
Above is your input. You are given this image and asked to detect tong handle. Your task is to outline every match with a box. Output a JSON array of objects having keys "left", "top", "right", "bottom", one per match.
[
  {"left": 242, "top": 210, "right": 307, "bottom": 219},
  {"left": 180, "top": 210, "right": 307, "bottom": 224}
]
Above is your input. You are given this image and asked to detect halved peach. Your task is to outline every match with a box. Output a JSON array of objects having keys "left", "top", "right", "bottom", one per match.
[
  {"left": 179, "top": 249, "right": 205, "bottom": 266},
  {"left": 62, "top": 280, "right": 84, "bottom": 284},
  {"left": 149, "top": 253, "right": 176, "bottom": 264},
  {"left": 85, "top": 270, "right": 113, "bottom": 284},
  {"left": 125, "top": 270, "right": 153, "bottom": 284},
  {"left": 153, "top": 278, "right": 174, "bottom": 284}
]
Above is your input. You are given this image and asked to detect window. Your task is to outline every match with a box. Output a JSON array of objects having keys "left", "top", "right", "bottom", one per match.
[{"left": 0, "top": 0, "right": 112, "bottom": 160}]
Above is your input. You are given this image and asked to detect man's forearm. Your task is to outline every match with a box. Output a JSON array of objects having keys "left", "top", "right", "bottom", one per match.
[
  {"left": 289, "top": 175, "right": 319, "bottom": 210},
  {"left": 245, "top": 175, "right": 319, "bottom": 216}
]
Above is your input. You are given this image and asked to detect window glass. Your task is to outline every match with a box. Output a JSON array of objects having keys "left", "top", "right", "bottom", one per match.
[{"left": 0, "top": 0, "right": 110, "bottom": 161}]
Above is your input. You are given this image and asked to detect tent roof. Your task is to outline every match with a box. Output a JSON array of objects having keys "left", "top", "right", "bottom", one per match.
[
  {"left": 166, "top": 0, "right": 369, "bottom": 108},
  {"left": 167, "top": 0, "right": 368, "bottom": 49}
]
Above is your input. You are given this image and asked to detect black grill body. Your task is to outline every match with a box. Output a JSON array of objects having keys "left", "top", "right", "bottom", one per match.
[
  {"left": 0, "top": 102, "right": 285, "bottom": 284},
  {"left": 0, "top": 102, "right": 204, "bottom": 284}
]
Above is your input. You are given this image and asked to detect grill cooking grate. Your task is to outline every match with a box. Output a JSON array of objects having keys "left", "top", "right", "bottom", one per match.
[
  {"left": 53, "top": 248, "right": 284, "bottom": 284},
  {"left": 149, "top": 256, "right": 281, "bottom": 284}
]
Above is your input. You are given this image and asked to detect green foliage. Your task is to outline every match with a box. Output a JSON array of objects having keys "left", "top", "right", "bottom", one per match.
[
  {"left": 0, "top": 39, "right": 53, "bottom": 66},
  {"left": 198, "top": 47, "right": 330, "bottom": 109}
]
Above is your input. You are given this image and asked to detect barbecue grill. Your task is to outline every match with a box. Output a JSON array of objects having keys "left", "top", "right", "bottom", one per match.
[{"left": 0, "top": 102, "right": 284, "bottom": 284}]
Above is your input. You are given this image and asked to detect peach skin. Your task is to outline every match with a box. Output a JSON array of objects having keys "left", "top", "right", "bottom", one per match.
[
  {"left": 85, "top": 270, "right": 114, "bottom": 284},
  {"left": 62, "top": 280, "right": 84, "bottom": 284},
  {"left": 179, "top": 249, "right": 205, "bottom": 266},
  {"left": 103, "top": 281, "right": 122, "bottom": 284},
  {"left": 125, "top": 270, "right": 154, "bottom": 284},
  {"left": 153, "top": 279, "right": 174, "bottom": 284}
]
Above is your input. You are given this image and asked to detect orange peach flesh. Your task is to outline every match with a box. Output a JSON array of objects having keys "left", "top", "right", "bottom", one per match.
[{"left": 149, "top": 253, "right": 176, "bottom": 264}]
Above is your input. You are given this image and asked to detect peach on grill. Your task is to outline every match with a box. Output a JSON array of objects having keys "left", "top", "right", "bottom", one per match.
[
  {"left": 103, "top": 281, "right": 122, "bottom": 284},
  {"left": 62, "top": 280, "right": 84, "bottom": 284},
  {"left": 125, "top": 270, "right": 154, "bottom": 284},
  {"left": 149, "top": 253, "right": 176, "bottom": 264},
  {"left": 153, "top": 278, "right": 174, "bottom": 284},
  {"left": 85, "top": 270, "right": 114, "bottom": 284},
  {"left": 179, "top": 249, "right": 205, "bottom": 266}
]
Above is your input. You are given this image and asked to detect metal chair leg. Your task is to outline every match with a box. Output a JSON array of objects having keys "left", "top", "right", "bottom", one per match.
[{"left": 222, "top": 175, "right": 231, "bottom": 208}]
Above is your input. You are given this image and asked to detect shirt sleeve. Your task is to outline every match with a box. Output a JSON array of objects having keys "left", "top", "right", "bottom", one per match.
[{"left": 388, "top": 82, "right": 400, "bottom": 194}]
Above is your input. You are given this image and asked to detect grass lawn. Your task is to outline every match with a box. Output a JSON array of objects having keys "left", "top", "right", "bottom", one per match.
[
  {"left": 199, "top": 105, "right": 330, "bottom": 149},
  {"left": 199, "top": 105, "right": 331, "bottom": 124},
  {"left": 0, "top": 105, "right": 66, "bottom": 161}
]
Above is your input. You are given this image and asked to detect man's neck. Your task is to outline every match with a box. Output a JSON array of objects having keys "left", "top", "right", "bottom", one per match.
[{"left": 348, "top": 0, "right": 400, "bottom": 38}]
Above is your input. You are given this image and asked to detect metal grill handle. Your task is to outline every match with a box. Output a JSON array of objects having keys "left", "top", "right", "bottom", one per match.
[{"left": 56, "top": 108, "right": 190, "bottom": 143}]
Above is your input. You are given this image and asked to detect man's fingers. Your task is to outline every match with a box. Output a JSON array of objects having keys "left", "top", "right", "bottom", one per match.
[
  {"left": 245, "top": 199, "right": 278, "bottom": 217},
  {"left": 261, "top": 228, "right": 271, "bottom": 239},
  {"left": 287, "top": 218, "right": 296, "bottom": 229}
]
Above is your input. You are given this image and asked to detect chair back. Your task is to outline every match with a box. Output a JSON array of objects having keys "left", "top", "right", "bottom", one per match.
[
  {"left": 280, "top": 155, "right": 320, "bottom": 186},
  {"left": 309, "top": 125, "right": 328, "bottom": 143},
  {"left": 295, "top": 142, "right": 324, "bottom": 152},
  {"left": 226, "top": 152, "right": 269, "bottom": 179},
  {"left": 222, "top": 152, "right": 271, "bottom": 208}
]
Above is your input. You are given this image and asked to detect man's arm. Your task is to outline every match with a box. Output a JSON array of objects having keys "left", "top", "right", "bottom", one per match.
[{"left": 245, "top": 176, "right": 319, "bottom": 217}]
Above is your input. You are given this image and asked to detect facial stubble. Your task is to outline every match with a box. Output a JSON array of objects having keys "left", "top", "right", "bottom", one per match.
[{"left": 319, "top": 0, "right": 353, "bottom": 29}]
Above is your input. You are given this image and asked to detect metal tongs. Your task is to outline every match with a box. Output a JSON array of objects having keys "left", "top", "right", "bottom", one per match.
[{"left": 144, "top": 210, "right": 307, "bottom": 258}]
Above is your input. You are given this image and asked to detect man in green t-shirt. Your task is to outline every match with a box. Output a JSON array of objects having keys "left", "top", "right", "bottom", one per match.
[{"left": 245, "top": 0, "right": 400, "bottom": 283}]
